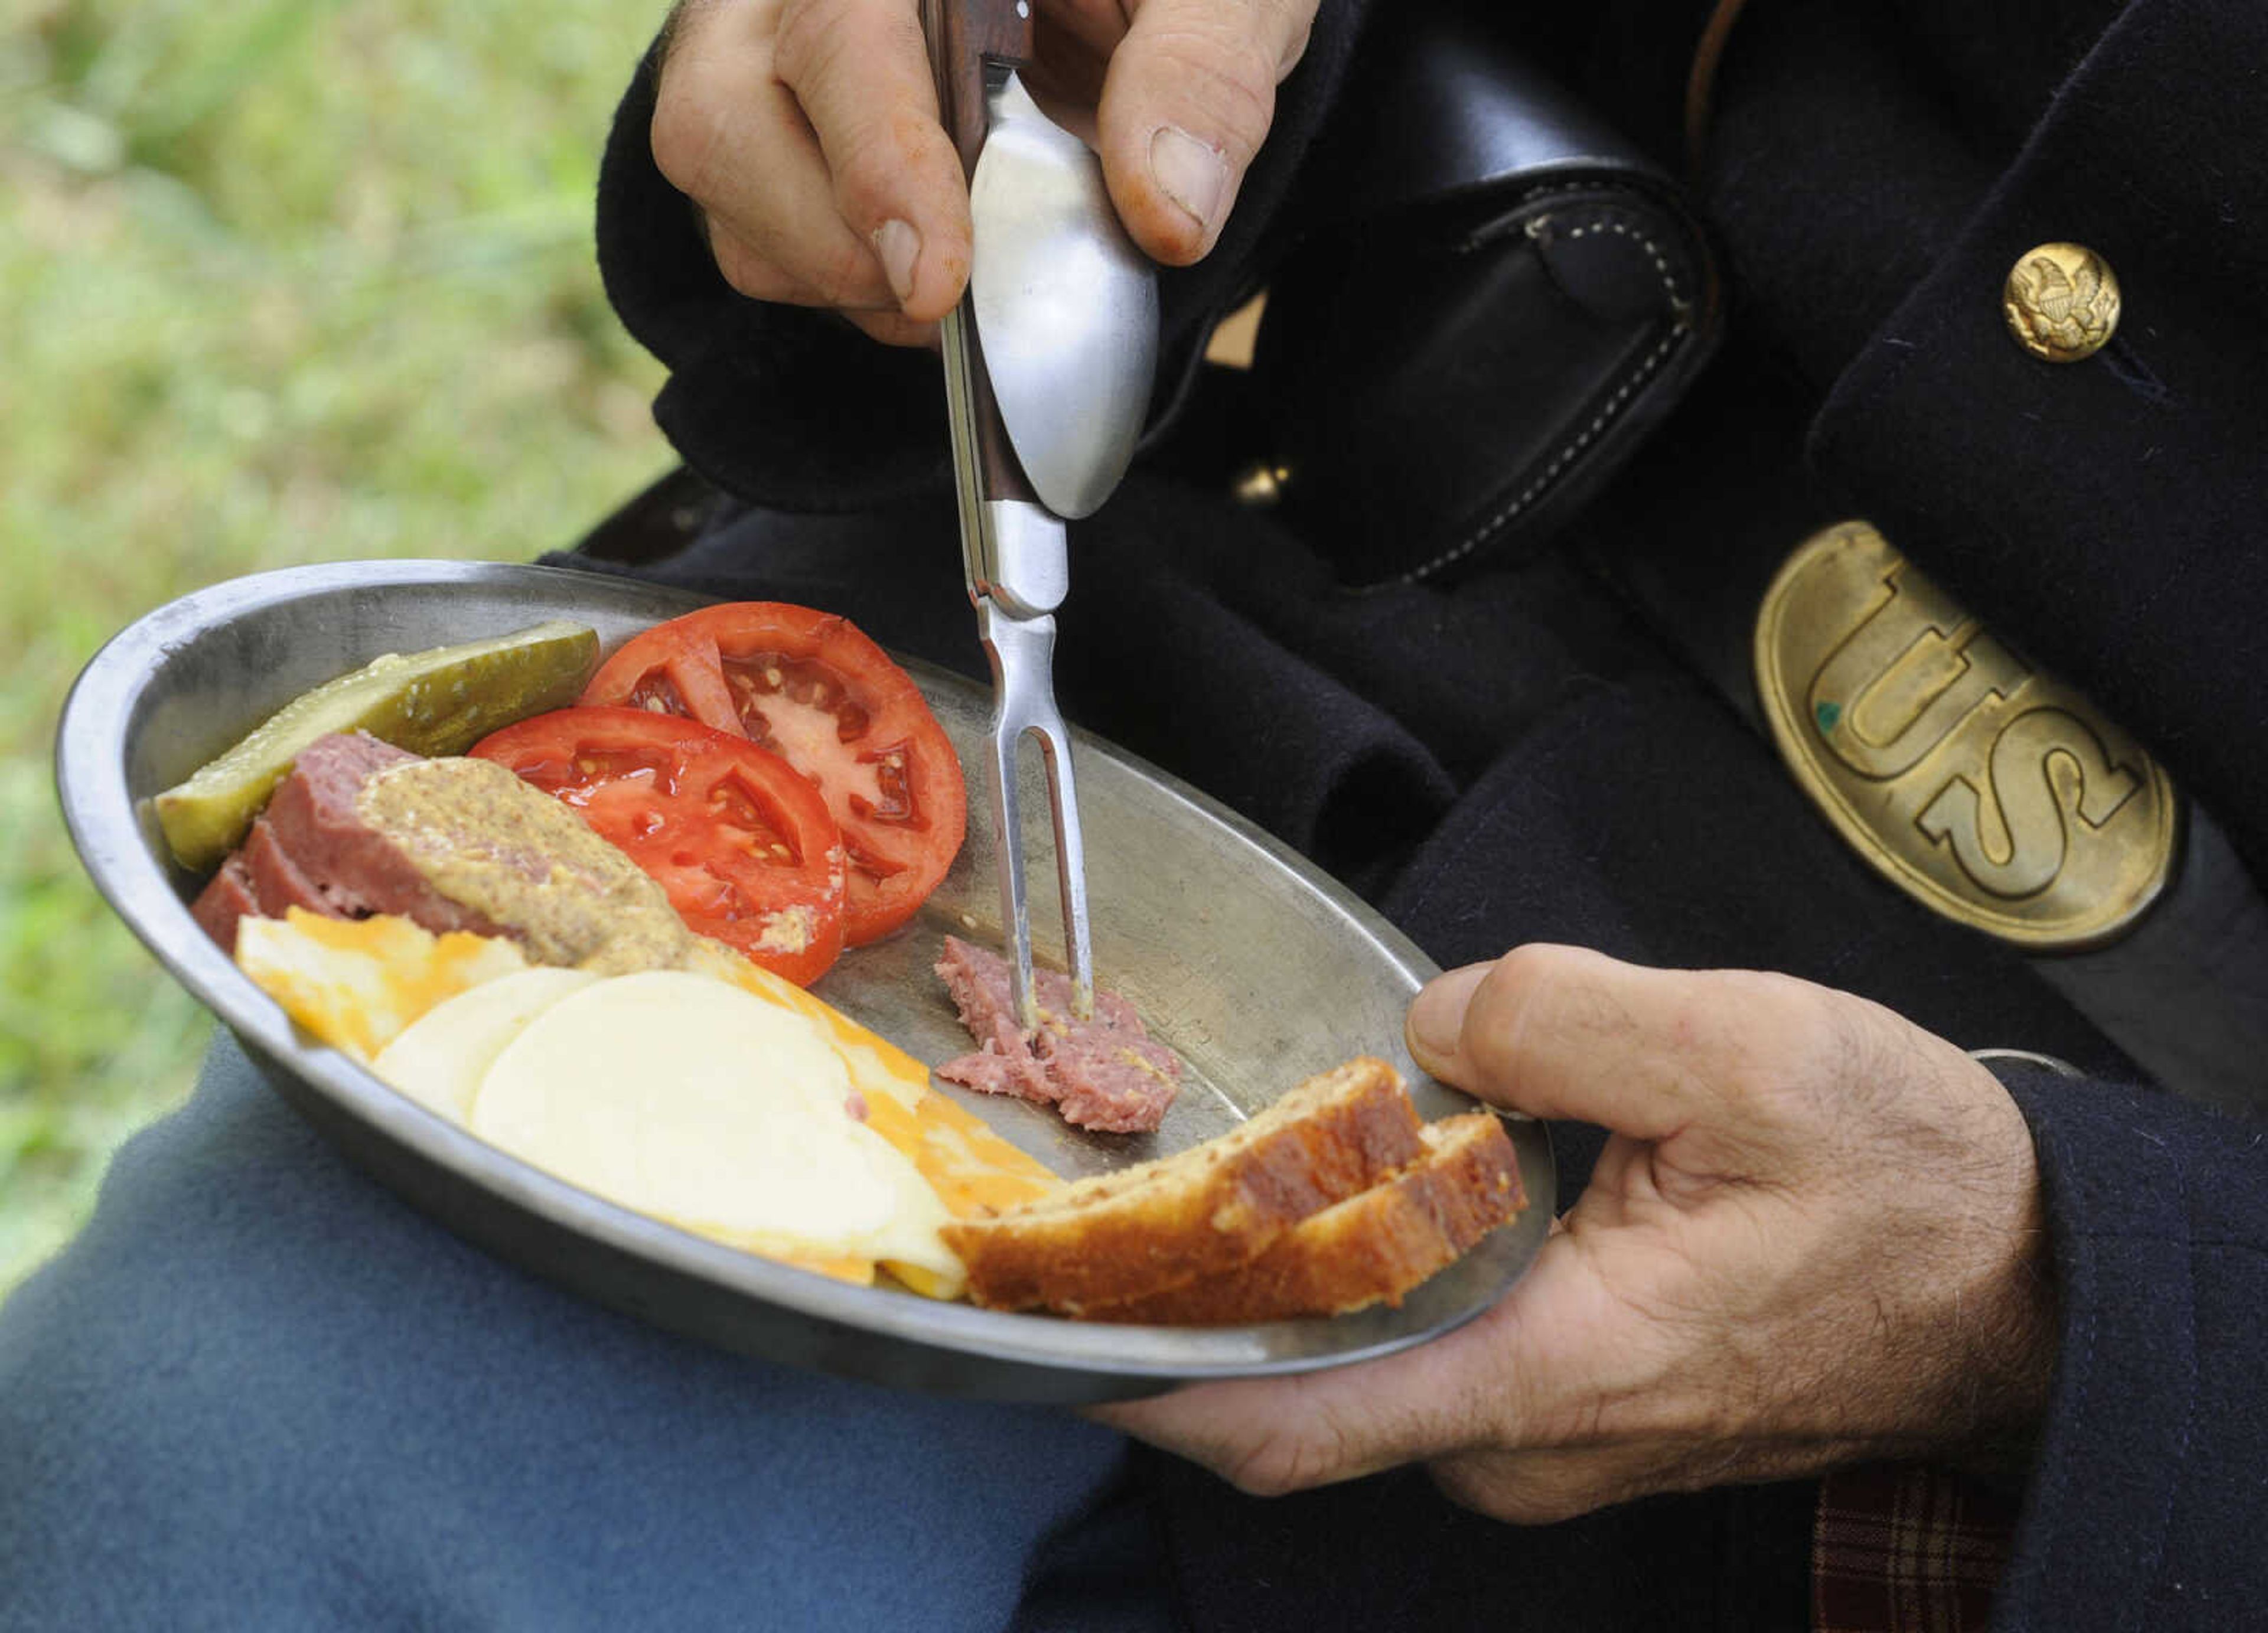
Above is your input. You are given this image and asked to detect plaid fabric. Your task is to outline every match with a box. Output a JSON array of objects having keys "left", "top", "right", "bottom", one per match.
[{"left": 1812, "top": 1463, "right": 2018, "bottom": 1633}]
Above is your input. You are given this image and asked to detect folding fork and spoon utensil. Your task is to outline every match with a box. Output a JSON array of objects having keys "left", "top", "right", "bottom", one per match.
[{"left": 921, "top": 0, "right": 1158, "bottom": 1024}]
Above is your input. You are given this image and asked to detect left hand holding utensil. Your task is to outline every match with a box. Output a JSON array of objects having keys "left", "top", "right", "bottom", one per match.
[
  {"left": 1096, "top": 945, "right": 2057, "bottom": 1521},
  {"left": 649, "top": 0, "right": 1322, "bottom": 347}
]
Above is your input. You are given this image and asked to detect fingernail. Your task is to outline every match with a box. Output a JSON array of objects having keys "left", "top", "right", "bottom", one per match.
[
  {"left": 1149, "top": 125, "right": 1230, "bottom": 236},
  {"left": 1407, "top": 963, "right": 1491, "bottom": 1067},
  {"left": 872, "top": 219, "right": 920, "bottom": 306}
]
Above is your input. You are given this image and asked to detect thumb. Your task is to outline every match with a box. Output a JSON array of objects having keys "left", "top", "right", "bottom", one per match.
[
  {"left": 1094, "top": 0, "right": 1313, "bottom": 263},
  {"left": 1405, "top": 946, "right": 1781, "bottom": 1140}
]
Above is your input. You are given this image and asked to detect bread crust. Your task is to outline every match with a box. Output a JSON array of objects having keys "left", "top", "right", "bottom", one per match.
[
  {"left": 943, "top": 1057, "right": 1425, "bottom": 1313},
  {"left": 1086, "top": 1113, "right": 1525, "bottom": 1325}
]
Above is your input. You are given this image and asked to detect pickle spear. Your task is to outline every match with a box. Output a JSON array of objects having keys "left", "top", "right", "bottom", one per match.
[{"left": 155, "top": 620, "right": 600, "bottom": 872}]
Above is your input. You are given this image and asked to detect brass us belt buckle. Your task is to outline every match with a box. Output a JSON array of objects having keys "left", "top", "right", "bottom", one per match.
[{"left": 1755, "top": 521, "right": 2179, "bottom": 949}]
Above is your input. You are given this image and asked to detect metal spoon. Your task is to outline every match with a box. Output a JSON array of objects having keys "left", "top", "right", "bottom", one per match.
[{"left": 967, "top": 74, "right": 1157, "bottom": 519}]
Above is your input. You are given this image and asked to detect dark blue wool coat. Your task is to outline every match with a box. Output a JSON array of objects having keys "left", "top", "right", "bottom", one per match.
[{"left": 581, "top": 0, "right": 2268, "bottom": 1623}]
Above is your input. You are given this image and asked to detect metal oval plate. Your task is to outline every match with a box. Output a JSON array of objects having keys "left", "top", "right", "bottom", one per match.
[
  {"left": 57, "top": 560, "right": 1551, "bottom": 1404},
  {"left": 1755, "top": 521, "right": 2179, "bottom": 949},
  {"left": 969, "top": 77, "right": 1156, "bottom": 519}
]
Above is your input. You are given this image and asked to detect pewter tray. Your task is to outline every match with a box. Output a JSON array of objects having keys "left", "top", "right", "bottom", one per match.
[{"left": 57, "top": 561, "right": 1552, "bottom": 1403}]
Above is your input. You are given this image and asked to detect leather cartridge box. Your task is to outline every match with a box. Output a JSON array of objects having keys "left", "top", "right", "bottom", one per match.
[{"left": 1247, "top": 9, "right": 1720, "bottom": 587}]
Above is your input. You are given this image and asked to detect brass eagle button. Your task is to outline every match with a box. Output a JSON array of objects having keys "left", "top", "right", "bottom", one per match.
[
  {"left": 1755, "top": 521, "right": 2178, "bottom": 949},
  {"left": 2003, "top": 242, "right": 2120, "bottom": 361}
]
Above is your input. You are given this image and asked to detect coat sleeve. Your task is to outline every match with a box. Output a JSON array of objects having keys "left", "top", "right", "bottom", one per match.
[
  {"left": 1993, "top": 1061, "right": 2268, "bottom": 1627},
  {"left": 592, "top": 1, "right": 1374, "bottom": 512}
]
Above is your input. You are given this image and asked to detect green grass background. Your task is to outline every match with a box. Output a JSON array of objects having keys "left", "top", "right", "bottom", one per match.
[{"left": 1, "top": 0, "right": 675, "bottom": 1295}]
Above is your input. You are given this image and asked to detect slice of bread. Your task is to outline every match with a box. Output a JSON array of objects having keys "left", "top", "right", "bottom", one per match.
[
  {"left": 943, "top": 1056, "right": 1425, "bottom": 1313},
  {"left": 1083, "top": 1112, "right": 1526, "bottom": 1325}
]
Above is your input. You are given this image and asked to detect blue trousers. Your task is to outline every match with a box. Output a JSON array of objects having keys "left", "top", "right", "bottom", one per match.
[{"left": 0, "top": 1034, "right": 1149, "bottom": 1631}]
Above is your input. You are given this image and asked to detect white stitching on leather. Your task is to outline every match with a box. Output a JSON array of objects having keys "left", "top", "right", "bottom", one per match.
[
  {"left": 1399, "top": 332, "right": 1679, "bottom": 583},
  {"left": 1564, "top": 219, "right": 1677, "bottom": 296},
  {"left": 1464, "top": 186, "right": 1690, "bottom": 301},
  {"left": 1399, "top": 204, "right": 1692, "bottom": 585}
]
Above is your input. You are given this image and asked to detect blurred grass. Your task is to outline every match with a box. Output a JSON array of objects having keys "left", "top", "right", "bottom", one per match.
[{"left": 1, "top": 0, "right": 674, "bottom": 1295}]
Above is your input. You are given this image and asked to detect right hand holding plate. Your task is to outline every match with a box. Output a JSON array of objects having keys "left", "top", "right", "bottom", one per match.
[{"left": 1096, "top": 945, "right": 2057, "bottom": 1521}]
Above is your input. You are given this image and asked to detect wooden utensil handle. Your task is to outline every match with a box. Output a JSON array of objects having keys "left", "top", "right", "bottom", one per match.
[
  {"left": 921, "top": 0, "right": 1034, "bottom": 175},
  {"left": 922, "top": 0, "right": 1037, "bottom": 505}
]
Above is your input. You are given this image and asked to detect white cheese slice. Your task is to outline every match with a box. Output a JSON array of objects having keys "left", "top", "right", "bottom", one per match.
[
  {"left": 372, "top": 966, "right": 598, "bottom": 1122},
  {"left": 470, "top": 970, "right": 954, "bottom": 1273}
]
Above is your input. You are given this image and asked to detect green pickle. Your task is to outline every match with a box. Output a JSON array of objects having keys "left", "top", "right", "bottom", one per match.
[{"left": 154, "top": 619, "right": 600, "bottom": 872}]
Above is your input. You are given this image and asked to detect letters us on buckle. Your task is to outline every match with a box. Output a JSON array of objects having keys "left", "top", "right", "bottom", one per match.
[{"left": 1754, "top": 521, "right": 2178, "bottom": 950}]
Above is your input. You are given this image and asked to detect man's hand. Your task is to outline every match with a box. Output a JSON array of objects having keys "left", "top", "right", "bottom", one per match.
[
  {"left": 1096, "top": 946, "right": 2057, "bottom": 1523},
  {"left": 652, "top": 0, "right": 1319, "bottom": 346}
]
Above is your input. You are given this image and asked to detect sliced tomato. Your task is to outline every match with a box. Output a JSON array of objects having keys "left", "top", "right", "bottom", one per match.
[
  {"left": 468, "top": 706, "right": 848, "bottom": 986},
  {"left": 582, "top": 603, "right": 966, "bottom": 945}
]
